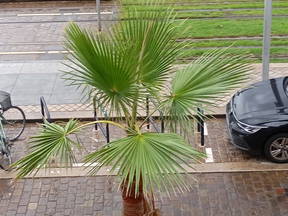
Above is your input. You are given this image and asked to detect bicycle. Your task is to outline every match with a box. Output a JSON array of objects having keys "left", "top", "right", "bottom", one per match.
[{"left": 0, "top": 91, "right": 26, "bottom": 170}]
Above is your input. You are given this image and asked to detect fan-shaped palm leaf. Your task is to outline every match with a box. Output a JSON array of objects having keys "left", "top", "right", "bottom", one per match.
[
  {"left": 64, "top": 23, "right": 139, "bottom": 116},
  {"left": 161, "top": 48, "right": 251, "bottom": 131},
  {"left": 12, "top": 120, "right": 81, "bottom": 178},
  {"left": 85, "top": 132, "right": 206, "bottom": 196},
  {"left": 113, "top": 7, "right": 182, "bottom": 91},
  {"left": 63, "top": 6, "right": 184, "bottom": 120}
]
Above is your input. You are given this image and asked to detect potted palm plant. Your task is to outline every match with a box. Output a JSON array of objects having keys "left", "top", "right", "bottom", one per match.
[{"left": 13, "top": 3, "right": 250, "bottom": 216}]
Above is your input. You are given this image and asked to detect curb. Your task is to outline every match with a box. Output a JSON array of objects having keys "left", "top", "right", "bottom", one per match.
[{"left": 1, "top": 162, "right": 287, "bottom": 179}]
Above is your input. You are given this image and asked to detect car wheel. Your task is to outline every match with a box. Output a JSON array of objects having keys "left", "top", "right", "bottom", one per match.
[{"left": 264, "top": 134, "right": 288, "bottom": 163}]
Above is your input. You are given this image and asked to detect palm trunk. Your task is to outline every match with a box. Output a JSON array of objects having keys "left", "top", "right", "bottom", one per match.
[
  {"left": 122, "top": 181, "right": 145, "bottom": 216},
  {"left": 121, "top": 181, "right": 160, "bottom": 216}
]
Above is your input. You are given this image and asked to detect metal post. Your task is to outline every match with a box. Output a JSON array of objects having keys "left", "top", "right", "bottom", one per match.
[
  {"left": 262, "top": 0, "right": 272, "bottom": 81},
  {"left": 161, "top": 119, "right": 164, "bottom": 133},
  {"left": 96, "top": 0, "right": 102, "bottom": 31},
  {"left": 197, "top": 108, "right": 203, "bottom": 133},
  {"left": 106, "top": 123, "right": 110, "bottom": 143},
  {"left": 146, "top": 97, "right": 150, "bottom": 129},
  {"left": 93, "top": 98, "right": 98, "bottom": 130},
  {"left": 197, "top": 108, "right": 205, "bottom": 146}
]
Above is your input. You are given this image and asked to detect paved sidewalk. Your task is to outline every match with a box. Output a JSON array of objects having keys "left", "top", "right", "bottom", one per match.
[
  {"left": 0, "top": 60, "right": 86, "bottom": 106},
  {"left": 0, "top": 1, "right": 287, "bottom": 119},
  {"left": 0, "top": 172, "right": 288, "bottom": 216},
  {"left": 0, "top": 62, "right": 288, "bottom": 119}
]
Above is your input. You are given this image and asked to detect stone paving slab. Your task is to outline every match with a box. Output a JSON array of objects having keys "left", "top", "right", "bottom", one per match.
[
  {"left": 0, "top": 61, "right": 89, "bottom": 106},
  {"left": 0, "top": 171, "right": 288, "bottom": 216}
]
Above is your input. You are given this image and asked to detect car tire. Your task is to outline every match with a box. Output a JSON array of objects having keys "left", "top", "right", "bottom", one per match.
[{"left": 264, "top": 133, "right": 288, "bottom": 163}]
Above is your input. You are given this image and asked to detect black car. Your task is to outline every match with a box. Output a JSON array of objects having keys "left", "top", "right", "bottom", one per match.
[{"left": 226, "top": 76, "right": 288, "bottom": 163}]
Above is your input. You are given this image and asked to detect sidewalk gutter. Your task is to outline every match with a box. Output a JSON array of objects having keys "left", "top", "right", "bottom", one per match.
[{"left": 1, "top": 161, "right": 287, "bottom": 179}]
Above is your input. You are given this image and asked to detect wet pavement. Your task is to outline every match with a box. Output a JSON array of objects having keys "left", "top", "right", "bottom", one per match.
[
  {"left": 7, "top": 118, "right": 261, "bottom": 164},
  {"left": 0, "top": 2, "right": 288, "bottom": 215},
  {"left": 0, "top": 1, "right": 287, "bottom": 113},
  {"left": 1, "top": 118, "right": 284, "bottom": 216},
  {"left": 0, "top": 1, "right": 116, "bottom": 108},
  {"left": 0, "top": 172, "right": 288, "bottom": 216}
]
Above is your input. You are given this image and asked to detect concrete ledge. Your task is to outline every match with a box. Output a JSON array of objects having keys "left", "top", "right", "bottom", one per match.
[{"left": 1, "top": 162, "right": 287, "bottom": 179}]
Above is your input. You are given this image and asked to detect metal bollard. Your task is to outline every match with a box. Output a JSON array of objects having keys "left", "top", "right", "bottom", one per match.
[{"left": 197, "top": 108, "right": 205, "bottom": 146}]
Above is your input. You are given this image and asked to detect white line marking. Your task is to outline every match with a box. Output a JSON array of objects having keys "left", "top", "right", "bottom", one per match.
[
  {"left": 47, "top": 50, "right": 69, "bottom": 54},
  {"left": 0, "top": 50, "right": 69, "bottom": 55},
  {"left": 0, "top": 51, "right": 46, "bottom": 55},
  {"left": 204, "top": 123, "right": 208, "bottom": 136},
  {"left": 205, "top": 148, "right": 214, "bottom": 163},
  {"left": 17, "top": 11, "right": 113, "bottom": 17},
  {"left": 74, "top": 12, "right": 113, "bottom": 15}
]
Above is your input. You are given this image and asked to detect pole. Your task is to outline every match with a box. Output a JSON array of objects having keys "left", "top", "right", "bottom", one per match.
[
  {"left": 262, "top": 0, "right": 272, "bottom": 81},
  {"left": 96, "top": 0, "right": 102, "bottom": 31}
]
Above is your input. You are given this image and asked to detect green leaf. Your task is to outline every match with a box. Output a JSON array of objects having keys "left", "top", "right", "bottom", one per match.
[
  {"left": 113, "top": 7, "right": 182, "bottom": 91},
  {"left": 63, "top": 5, "right": 185, "bottom": 119},
  {"left": 84, "top": 132, "right": 206, "bottom": 196},
  {"left": 12, "top": 120, "right": 82, "bottom": 178},
  {"left": 162, "top": 48, "right": 250, "bottom": 132},
  {"left": 64, "top": 23, "right": 139, "bottom": 116}
]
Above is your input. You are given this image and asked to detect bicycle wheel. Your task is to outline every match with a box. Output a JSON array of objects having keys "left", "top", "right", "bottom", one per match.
[{"left": 2, "top": 106, "right": 26, "bottom": 141}]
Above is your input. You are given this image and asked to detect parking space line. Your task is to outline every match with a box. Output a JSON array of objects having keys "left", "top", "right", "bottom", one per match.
[
  {"left": 0, "top": 51, "right": 46, "bottom": 55},
  {"left": 204, "top": 123, "right": 208, "bottom": 135},
  {"left": 205, "top": 147, "right": 214, "bottom": 163}
]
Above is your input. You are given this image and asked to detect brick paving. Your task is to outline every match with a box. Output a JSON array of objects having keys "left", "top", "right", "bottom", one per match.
[
  {"left": 8, "top": 118, "right": 260, "bottom": 165},
  {"left": 0, "top": 172, "right": 288, "bottom": 216},
  {"left": 204, "top": 119, "right": 263, "bottom": 163}
]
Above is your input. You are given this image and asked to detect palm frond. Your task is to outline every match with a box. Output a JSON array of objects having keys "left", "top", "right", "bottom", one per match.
[
  {"left": 84, "top": 132, "right": 206, "bottom": 197},
  {"left": 63, "top": 5, "right": 185, "bottom": 119},
  {"left": 63, "top": 23, "right": 139, "bottom": 116},
  {"left": 12, "top": 120, "right": 82, "bottom": 178},
  {"left": 161, "top": 48, "right": 251, "bottom": 132},
  {"left": 114, "top": 6, "right": 183, "bottom": 92}
]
